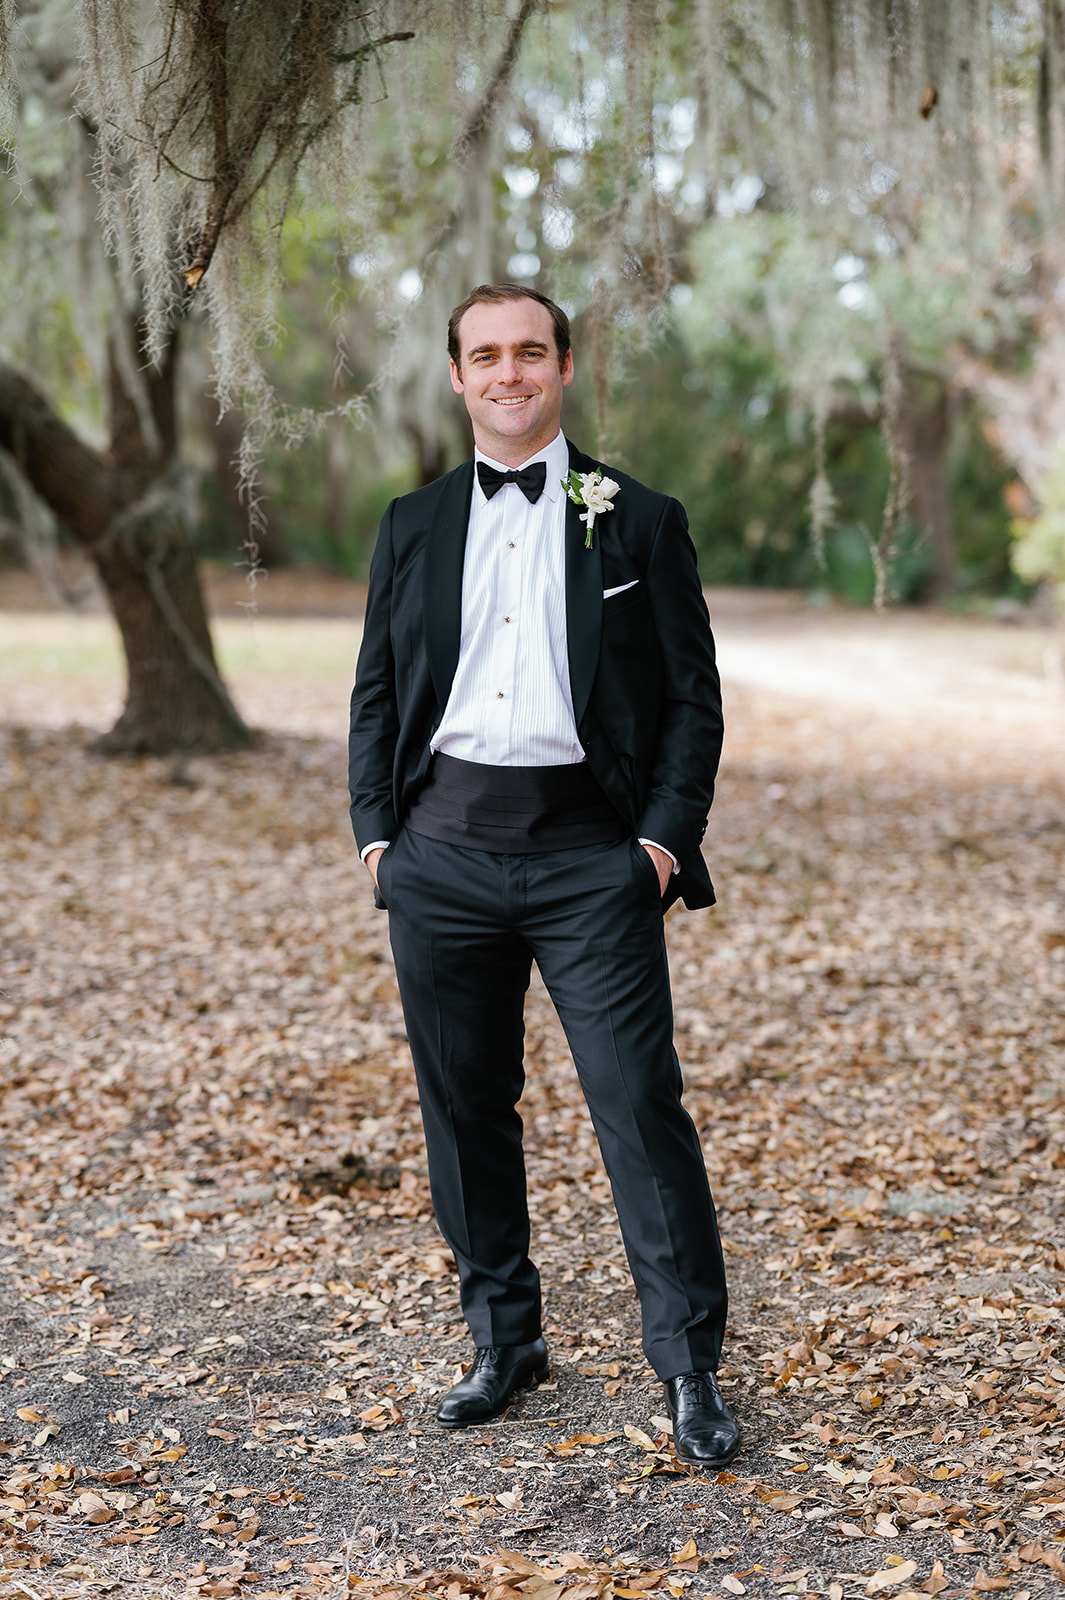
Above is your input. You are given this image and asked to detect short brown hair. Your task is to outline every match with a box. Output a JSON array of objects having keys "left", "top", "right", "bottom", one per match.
[{"left": 448, "top": 283, "right": 571, "bottom": 372}]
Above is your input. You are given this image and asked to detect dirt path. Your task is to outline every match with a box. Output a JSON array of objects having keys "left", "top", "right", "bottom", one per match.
[{"left": 1, "top": 579, "right": 1064, "bottom": 1600}]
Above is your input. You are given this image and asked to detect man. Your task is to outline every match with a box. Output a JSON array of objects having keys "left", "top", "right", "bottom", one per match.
[{"left": 348, "top": 283, "right": 738, "bottom": 1468}]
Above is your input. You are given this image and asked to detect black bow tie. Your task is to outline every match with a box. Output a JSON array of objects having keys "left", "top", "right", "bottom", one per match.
[{"left": 476, "top": 460, "right": 547, "bottom": 504}]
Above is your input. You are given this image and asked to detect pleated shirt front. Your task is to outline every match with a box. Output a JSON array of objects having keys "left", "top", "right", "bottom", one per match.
[{"left": 431, "top": 430, "right": 583, "bottom": 767}]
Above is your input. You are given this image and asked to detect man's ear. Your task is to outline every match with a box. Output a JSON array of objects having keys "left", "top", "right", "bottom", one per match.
[
  {"left": 449, "top": 358, "right": 464, "bottom": 395},
  {"left": 560, "top": 350, "right": 574, "bottom": 387}
]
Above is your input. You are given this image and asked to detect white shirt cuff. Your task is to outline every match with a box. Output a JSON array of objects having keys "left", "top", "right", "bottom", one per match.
[
  {"left": 360, "top": 840, "right": 390, "bottom": 862},
  {"left": 638, "top": 838, "right": 680, "bottom": 875}
]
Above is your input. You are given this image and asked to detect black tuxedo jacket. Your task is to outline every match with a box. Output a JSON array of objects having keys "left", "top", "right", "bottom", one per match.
[{"left": 348, "top": 440, "right": 723, "bottom": 910}]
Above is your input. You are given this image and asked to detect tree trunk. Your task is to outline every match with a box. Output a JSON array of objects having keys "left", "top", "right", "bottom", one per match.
[
  {"left": 0, "top": 354, "right": 253, "bottom": 755},
  {"left": 902, "top": 372, "right": 960, "bottom": 601},
  {"left": 405, "top": 418, "right": 450, "bottom": 488},
  {"left": 200, "top": 393, "right": 291, "bottom": 568},
  {"left": 324, "top": 414, "right": 350, "bottom": 551},
  {"left": 91, "top": 474, "right": 253, "bottom": 754}
]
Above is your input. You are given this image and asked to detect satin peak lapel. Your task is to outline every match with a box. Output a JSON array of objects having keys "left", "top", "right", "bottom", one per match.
[
  {"left": 564, "top": 442, "right": 603, "bottom": 727},
  {"left": 423, "top": 460, "right": 474, "bottom": 714}
]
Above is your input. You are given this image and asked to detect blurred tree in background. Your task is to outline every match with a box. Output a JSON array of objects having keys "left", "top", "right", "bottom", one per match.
[
  {"left": 2, "top": 2, "right": 1064, "bottom": 751},
  {"left": 0, "top": 0, "right": 419, "bottom": 752}
]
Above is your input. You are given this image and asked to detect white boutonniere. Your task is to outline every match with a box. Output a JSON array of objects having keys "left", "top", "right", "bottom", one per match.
[{"left": 563, "top": 469, "right": 620, "bottom": 549}]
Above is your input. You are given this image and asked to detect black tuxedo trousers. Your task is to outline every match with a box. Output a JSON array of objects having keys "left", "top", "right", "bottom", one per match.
[{"left": 379, "top": 825, "right": 728, "bottom": 1381}]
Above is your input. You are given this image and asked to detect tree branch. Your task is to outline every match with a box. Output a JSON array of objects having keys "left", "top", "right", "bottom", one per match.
[
  {"left": 423, "top": 0, "right": 545, "bottom": 270},
  {"left": 181, "top": 14, "right": 414, "bottom": 291},
  {"left": 183, "top": 0, "right": 235, "bottom": 288},
  {"left": 453, "top": 0, "right": 544, "bottom": 163},
  {"left": 0, "top": 363, "right": 126, "bottom": 545}
]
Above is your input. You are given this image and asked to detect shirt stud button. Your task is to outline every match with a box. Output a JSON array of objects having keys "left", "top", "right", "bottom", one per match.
[{"left": 497, "top": 691, "right": 504, "bottom": 698}]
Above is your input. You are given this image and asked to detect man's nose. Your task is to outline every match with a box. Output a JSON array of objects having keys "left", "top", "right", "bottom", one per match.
[{"left": 498, "top": 354, "right": 522, "bottom": 383}]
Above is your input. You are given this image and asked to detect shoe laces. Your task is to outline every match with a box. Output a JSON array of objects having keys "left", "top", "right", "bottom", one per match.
[
  {"left": 468, "top": 1345, "right": 511, "bottom": 1371},
  {"left": 673, "top": 1371, "right": 720, "bottom": 1402}
]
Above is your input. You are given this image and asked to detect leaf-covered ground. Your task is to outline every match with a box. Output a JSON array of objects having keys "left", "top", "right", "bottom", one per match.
[{"left": 1, "top": 593, "right": 1064, "bottom": 1600}]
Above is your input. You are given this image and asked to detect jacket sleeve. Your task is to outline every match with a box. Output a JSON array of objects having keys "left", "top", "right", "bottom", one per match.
[
  {"left": 634, "top": 497, "right": 723, "bottom": 862},
  {"left": 348, "top": 502, "right": 401, "bottom": 850}
]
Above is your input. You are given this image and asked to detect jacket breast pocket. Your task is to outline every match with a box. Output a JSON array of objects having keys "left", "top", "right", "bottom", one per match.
[{"left": 602, "top": 583, "right": 645, "bottom": 618}]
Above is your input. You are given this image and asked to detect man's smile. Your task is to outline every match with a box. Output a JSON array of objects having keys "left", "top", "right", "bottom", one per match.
[{"left": 492, "top": 395, "right": 532, "bottom": 405}]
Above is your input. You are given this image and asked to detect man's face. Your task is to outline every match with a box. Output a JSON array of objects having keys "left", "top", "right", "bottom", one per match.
[{"left": 449, "top": 297, "right": 573, "bottom": 465}]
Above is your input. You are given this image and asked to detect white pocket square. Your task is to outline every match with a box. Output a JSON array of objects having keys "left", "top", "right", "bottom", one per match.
[{"left": 603, "top": 579, "right": 639, "bottom": 599}]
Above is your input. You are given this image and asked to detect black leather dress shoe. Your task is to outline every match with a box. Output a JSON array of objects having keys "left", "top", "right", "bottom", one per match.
[
  {"left": 665, "top": 1371, "right": 742, "bottom": 1468},
  {"left": 436, "top": 1338, "right": 549, "bottom": 1428}
]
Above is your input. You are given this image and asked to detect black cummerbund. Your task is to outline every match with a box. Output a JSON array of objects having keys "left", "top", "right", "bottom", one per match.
[{"left": 405, "top": 753, "right": 628, "bottom": 853}]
